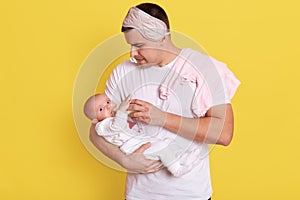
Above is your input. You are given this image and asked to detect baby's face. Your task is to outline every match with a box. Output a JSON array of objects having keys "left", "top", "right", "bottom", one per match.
[{"left": 94, "top": 95, "right": 116, "bottom": 121}]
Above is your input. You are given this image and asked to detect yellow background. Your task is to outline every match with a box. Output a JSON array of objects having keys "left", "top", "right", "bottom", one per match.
[{"left": 1, "top": 0, "right": 300, "bottom": 199}]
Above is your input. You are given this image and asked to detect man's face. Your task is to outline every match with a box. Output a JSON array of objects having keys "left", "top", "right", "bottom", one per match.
[{"left": 124, "top": 29, "right": 164, "bottom": 67}]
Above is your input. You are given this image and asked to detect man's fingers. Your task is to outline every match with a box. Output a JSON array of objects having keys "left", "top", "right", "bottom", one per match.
[
  {"left": 130, "top": 99, "right": 145, "bottom": 106},
  {"left": 128, "top": 103, "right": 144, "bottom": 111},
  {"left": 130, "top": 116, "right": 150, "bottom": 124},
  {"left": 134, "top": 142, "right": 151, "bottom": 153},
  {"left": 148, "top": 161, "right": 163, "bottom": 170},
  {"left": 130, "top": 111, "right": 145, "bottom": 118},
  {"left": 145, "top": 161, "right": 163, "bottom": 173}
]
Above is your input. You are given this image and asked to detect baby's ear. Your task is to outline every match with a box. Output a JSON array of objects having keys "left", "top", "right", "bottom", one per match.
[{"left": 92, "top": 119, "right": 99, "bottom": 124}]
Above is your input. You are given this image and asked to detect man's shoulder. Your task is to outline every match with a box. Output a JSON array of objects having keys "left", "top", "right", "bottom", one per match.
[
  {"left": 109, "top": 60, "right": 139, "bottom": 77},
  {"left": 181, "top": 48, "right": 212, "bottom": 61}
]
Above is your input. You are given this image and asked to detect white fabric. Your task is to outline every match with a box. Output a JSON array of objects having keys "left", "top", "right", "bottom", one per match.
[
  {"left": 96, "top": 110, "right": 202, "bottom": 177},
  {"left": 122, "top": 7, "right": 169, "bottom": 42},
  {"left": 105, "top": 48, "right": 240, "bottom": 200}
]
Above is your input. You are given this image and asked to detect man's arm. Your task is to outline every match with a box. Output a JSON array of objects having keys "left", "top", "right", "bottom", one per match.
[
  {"left": 164, "top": 104, "right": 234, "bottom": 146},
  {"left": 89, "top": 124, "right": 162, "bottom": 173},
  {"left": 129, "top": 100, "right": 234, "bottom": 146}
]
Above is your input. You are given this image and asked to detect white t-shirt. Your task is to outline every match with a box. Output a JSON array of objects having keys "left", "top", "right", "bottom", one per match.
[{"left": 105, "top": 48, "right": 240, "bottom": 200}]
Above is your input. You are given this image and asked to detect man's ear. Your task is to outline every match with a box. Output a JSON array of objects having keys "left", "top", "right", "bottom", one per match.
[{"left": 92, "top": 119, "right": 98, "bottom": 124}]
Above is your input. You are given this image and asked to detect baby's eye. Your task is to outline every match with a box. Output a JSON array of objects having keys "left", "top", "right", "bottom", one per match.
[
  {"left": 107, "top": 100, "right": 110, "bottom": 104},
  {"left": 99, "top": 107, "right": 103, "bottom": 112}
]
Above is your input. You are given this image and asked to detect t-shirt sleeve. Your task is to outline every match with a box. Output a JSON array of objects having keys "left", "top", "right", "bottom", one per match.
[{"left": 215, "top": 58, "right": 240, "bottom": 101}]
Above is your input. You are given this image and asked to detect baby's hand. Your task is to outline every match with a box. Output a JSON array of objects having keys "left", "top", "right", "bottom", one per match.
[{"left": 118, "top": 94, "right": 132, "bottom": 112}]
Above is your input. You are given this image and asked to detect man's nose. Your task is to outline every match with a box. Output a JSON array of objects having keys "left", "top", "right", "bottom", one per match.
[{"left": 130, "top": 46, "right": 138, "bottom": 57}]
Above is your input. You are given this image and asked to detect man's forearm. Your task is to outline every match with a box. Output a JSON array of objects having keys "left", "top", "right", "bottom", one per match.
[
  {"left": 89, "top": 125, "right": 163, "bottom": 173},
  {"left": 163, "top": 104, "right": 234, "bottom": 146},
  {"left": 89, "top": 125, "right": 125, "bottom": 165}
]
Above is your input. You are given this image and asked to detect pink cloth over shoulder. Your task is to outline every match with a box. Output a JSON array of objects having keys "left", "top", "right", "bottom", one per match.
[{"left": 159, "top": 48, "right": 240, "bottom": 117}]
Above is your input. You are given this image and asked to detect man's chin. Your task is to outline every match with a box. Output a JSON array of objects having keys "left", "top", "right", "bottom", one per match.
[{"left": 137, "top": 61, "right": 155, "bottom": 68}]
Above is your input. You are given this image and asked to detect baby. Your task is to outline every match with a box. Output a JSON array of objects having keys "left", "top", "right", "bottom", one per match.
[{"left": 84, "top": 93, "right": 202, "bottom": 177}]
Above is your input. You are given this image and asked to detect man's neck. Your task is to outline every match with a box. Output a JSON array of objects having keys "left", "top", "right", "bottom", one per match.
[{"left": 158, "top": 45, "right": 181, "bottom": 66}]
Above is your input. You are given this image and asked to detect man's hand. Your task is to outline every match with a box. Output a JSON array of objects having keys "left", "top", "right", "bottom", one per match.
[
  {"left": 128, "top": 99, "right": 166, "bottom": 126},
  {"left": 90, "top": 126, "right": 162, "bottom": 174},
  {"left": 121, "top": 142, "right": 163, "bottom": 174}
]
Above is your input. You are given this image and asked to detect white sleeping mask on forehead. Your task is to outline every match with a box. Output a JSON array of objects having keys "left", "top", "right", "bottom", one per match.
[{"left": 122, "top": 7, "right": 170, "bottom": 42}]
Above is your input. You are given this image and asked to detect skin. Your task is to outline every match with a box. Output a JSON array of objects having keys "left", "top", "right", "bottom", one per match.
[
  {"left": 89, "top": 128, "right": 162, "bottom": 174},
  {"left": 88, "top": 94, "right": 163, "bottom": 173},
  {"left": 125, "top": 29, "right": 235, "bottom": 145},
  {"left": 129, "top": 101, "right": 234, "bottom": 146},
  {"left": 89, "top": 29, "right": 235, "bottom": 173},
  {"left": 124, "top": 29, "right": 181, "bottom": 67},
  {"left": 94, "top": 94, "right": 116, "bottom": 121},
  {"left": 84, "top": 94, "right": 116, "bottom": 123}
]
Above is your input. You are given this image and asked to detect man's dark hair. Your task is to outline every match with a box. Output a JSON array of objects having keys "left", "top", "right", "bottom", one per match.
[{"left": 121, "top": 3, "right": 170, "bottom": 32}]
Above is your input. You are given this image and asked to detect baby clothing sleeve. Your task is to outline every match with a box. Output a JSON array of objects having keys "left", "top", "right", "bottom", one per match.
[{"left": 95, "top": 111, "right": 135, "bottom": 147}]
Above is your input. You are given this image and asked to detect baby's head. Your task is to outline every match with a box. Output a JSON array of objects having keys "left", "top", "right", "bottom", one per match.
[{"left": 84, "top": 94, "right": 116, "bottom": 124}]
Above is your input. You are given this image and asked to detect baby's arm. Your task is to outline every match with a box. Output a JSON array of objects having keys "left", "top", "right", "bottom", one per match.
[
  {"left": 118, "top": 94, "right": 132, "bottom": 112},
  {"left": 112, "top": 94, "right": 132, "bottom": 130},
  {"left": 95, "top": 94, "right": 140, "bottom": 150}
]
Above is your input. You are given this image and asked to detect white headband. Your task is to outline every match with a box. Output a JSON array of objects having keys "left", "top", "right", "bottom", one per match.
[{"left": 122, "top": 7, "right": 170, "bottom": 42}]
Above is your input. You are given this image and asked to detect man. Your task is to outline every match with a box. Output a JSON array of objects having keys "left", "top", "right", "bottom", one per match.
[{"left": 90, "top": 3, "right": 240, "bottom": 200}]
